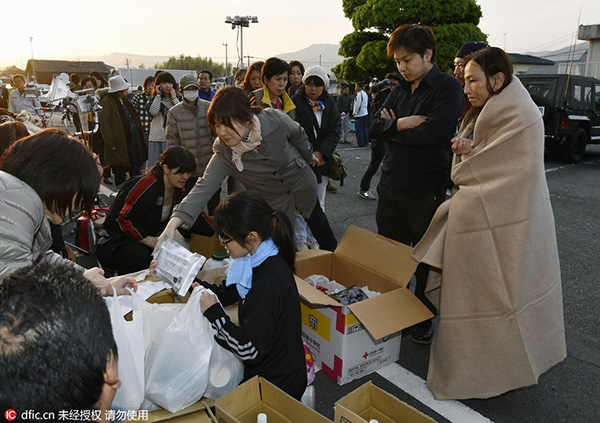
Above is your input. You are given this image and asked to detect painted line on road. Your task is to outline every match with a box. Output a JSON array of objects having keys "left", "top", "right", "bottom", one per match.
[
  {"left": 376, "top": 364, "right": 493, "bottom": 423},
  {"left": 545, "top": 159, "right": 600, "bottom": 173}
]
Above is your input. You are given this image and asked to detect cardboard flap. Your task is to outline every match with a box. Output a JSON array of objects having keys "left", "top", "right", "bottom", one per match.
[
  {"left": 295, "top": 275, "right": 339, "bottom": 307},
  {"left": 216, "top": 376, "right": 261, "bottom": 419},
  {"left": 348, "top": 289, "right": 434, "bottom": 340},
  {"left": 334, "top": 226, "right": 418, "bottom": 288}
]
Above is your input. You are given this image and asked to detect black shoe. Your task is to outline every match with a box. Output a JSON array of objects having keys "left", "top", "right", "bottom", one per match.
[{"left": 411, "top": 326, "right": 433, "bottom": 344}]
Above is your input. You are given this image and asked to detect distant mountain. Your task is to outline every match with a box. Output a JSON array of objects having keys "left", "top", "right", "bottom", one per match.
[
  {"left": 273, "top": 44, "right": 343, "bottom": 75},
  {"left": 79, "top": 52, "right": 172, "bottom": 69}
]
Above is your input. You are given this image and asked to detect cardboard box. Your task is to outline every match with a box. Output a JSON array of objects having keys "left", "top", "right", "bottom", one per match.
[
  {"left": 334, "top": 382, "right": 437, "bottom": 423},
  {"left": 124, "top": 399, "right": 215, "bottom": 422},
  {"left": 190, "top": 233, "right": 226, "bottom": 259},
  {"left": 215, "top": 376, "right": 332, "bottom": 423},
  {"left": 295, "top": 225, "right": 433, "bottom": 385}
]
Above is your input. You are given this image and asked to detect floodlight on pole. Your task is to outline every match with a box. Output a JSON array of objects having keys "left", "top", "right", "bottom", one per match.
[{"left": 225, "top": 15, "right": 259, "bottom": 69}]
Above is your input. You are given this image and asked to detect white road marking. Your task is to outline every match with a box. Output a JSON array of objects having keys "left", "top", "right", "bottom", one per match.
[{"left": 376, "top": 363, "right": 493, "bottom": 423}]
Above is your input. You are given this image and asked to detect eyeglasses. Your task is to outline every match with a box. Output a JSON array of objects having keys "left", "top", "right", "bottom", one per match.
[{"left": 218, "top": 235, "right": 234, "bottom": 246}]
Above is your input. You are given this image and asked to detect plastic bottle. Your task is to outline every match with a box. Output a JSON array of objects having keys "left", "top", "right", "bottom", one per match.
[
  {"left": 203, "top": 251, "right": 231, "bottom": 270},
  {"left": 257, "top": 413, "right": 267, "bottom": 423},
  {"left": 369, "top": 420, "right": 379, "bottom": 423}
]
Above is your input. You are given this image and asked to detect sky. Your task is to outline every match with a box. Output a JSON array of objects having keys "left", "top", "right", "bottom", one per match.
[{"left": 2, "top": 0, "right": 599, "bottom": 70}]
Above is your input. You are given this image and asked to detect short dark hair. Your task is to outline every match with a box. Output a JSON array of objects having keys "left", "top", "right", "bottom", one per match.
[
  {"left": 198, "top": 69, "right": 213, "bottom": 81},
  {"left": 71, "top": 74, "right": 81, "bottom": 84},
  {"left": 0, "top": 263, "right": 116, "bottom": 412},
  {"left": 387, "top": 24, "right": 437, "bottom": 63},
  {"left": 11, "top": 74, "right": 25, "bottom": 84},
  {"left": 153, "top": 71, "right": 178, "bottom": 96},
  {"left": 207, "top": 86, "right": 256, "bottom": 135},
  {"left": 81, "top": 76, "right": 97, "bottom": 89},
  {"left": 89, "top": 71, "right": 107, "bottom": 88},
  {"left": 0, "top": 121, "right": 29, "bottom": 157},
  {"left": 148, "top": 146, "right": 196, "bottom": 177},
  {"left": 0, "top": 128, "right": 100, "bottom": 216},
  {"left": 385, "top": 72, "right": 402, "bottom": 82},
  {"left": 261, "top": 58, "right": 291, "bottom": 83},
  {"left": 216, "top": 191, "right": 295, "bottom": 271}
]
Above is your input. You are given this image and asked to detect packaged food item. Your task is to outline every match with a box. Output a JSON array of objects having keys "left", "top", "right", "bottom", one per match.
[
  {"left": 153, "top": 237, "right": 206, "bottom": 296},
  {"left": 328, "top": 285, "right": 369, "bottom": 305}
]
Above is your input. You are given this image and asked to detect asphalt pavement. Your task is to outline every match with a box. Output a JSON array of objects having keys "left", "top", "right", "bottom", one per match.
[{"left": 312, "top": 139, "right": 600, "bottom": 422}]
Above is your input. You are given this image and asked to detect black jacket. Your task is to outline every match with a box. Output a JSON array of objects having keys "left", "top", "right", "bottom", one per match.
[
  {"left": 292, "top": 92, "right": 341, "bottom": 182},
  {"left": 103, "top": 173, "right": 186, "bottom": 242},
  {"left": 202, "top": 254, "right": 307, "bottom": 400},
  {"left": 368, "top": 65, "right": 463, "bottom": 201}
]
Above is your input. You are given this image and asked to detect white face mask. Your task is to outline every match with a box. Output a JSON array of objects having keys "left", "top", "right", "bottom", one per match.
[{"left": 183, "top": 90, "right": 199, "bottom": 101}]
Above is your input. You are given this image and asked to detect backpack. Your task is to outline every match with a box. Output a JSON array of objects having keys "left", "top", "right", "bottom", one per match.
[{"left": 328, "top": 152, "right": 347, "bottom": 186}]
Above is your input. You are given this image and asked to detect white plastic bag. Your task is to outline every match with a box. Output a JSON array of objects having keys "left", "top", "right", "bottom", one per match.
[
  {"left": 107, "top": 288, "right": 145, "bottom": 410},
  {"left": 203, "top": 327, "right": 244, "bottom": 400},
  {"left": 145, "top": 287, "right": 213, "bottom": 412}
]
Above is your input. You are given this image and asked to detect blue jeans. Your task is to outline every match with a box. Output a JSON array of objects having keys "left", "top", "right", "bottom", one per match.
[{"left": 355, "top": 115, "right": 370, "bottom": 147}]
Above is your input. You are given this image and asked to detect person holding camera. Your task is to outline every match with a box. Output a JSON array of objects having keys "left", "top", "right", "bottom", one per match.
[{"left": 147, "top": 72, "right": 180, "bottom": 166}]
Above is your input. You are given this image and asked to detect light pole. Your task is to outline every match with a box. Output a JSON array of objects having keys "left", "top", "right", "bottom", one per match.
[
  {"left": 224, "top": 15, "right": 259, "bottom": 69},
  {"left": 223, "top": 42, "right": 228, "bottom": 78},
  {"left": 29, "top": 36, "right": 36, "bottom": 82}
]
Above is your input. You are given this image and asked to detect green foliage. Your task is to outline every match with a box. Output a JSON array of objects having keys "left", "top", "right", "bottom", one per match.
[
  {"left": 154, "top": 54, "right": 226, "bottom": 77},
  {"left": 337, "top": 0, "right": 488, "bottom": 81},
  {"left": 332, "top": 57, "right": 371, "bottom": 84}
]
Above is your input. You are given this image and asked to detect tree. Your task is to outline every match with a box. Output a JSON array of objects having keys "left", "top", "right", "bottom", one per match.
[
  {"left": 153, "top": 54, "right": 226, "bottom": 77},
  {"left": 333, "top": 0, "right": 487, "bottom": 83}
]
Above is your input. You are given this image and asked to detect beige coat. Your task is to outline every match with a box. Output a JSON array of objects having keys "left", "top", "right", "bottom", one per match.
[
  {"left": 412, "top": 77, "right": 566, "bottom": 400},
  {"left": 166, "top": 98, "right": 214, "bottom": 177}
]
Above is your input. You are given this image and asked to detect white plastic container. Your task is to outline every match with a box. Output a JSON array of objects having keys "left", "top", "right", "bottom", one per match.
[
  {"left": 257, "top": 413, "right": 267, "bottom": 423},
  {"left": 203, "top": 251, "right": 231, "bottom": 270}
]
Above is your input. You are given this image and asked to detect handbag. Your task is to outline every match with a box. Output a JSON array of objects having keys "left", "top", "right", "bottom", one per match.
[{"left": 328, "top": 151, "right": 347, "bottom": 186}]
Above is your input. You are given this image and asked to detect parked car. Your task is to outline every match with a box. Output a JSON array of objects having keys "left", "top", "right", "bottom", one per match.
[{"left": 518, "top": 74, "right": 600, "bottom": 162}]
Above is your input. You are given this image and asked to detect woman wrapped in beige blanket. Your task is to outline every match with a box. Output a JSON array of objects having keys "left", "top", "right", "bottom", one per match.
[{"left": 412, "top": 47, "right": 566, "bottom": 400}]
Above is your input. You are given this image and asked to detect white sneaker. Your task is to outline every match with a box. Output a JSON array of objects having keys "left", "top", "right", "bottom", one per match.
[
  {"left": 296, "top": 242, "right": 309, "bottom": 252},
  {"left": 357, "top": 189, "right": 376, "bottom": 201},
  {"left": 307, "top": 241, "right": 320, "bottom": 250}
]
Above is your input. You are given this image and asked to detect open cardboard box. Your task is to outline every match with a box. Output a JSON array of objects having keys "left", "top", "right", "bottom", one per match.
[
  {"left": 124, "top": 399, "right": 216, "bottom": 423},
  {"left": 216, "top": 376, "right": 332, "bottom": 423},
  {"left": 334, "top": 382, "right": 437, "bottom": 423},
  {"left": 190, "top": 233, "right": 226, "bottom": 260},
  {"left": 295, "top": 225, "right": 433, "bottom": 384}
]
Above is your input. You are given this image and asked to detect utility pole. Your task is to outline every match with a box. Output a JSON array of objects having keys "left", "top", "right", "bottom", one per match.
[
  {"left": 319, "top": 55, "right": 322, "bottom": 66},
  {"left": 223, "top": 42, "right": 228, "bottom": 77},
  {"left": 503, "top": 32, "right": 509, "bottom": 51}
]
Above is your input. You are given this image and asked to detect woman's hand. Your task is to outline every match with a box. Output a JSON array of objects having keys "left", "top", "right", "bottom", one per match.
[
  {"left": 200, "top": 290, "right": 218, "bottom": 313},
  {"left": 312, "top": 151, "right": 325, "bottom": 167},
  {"left": 309, "top": 154, "right": 320, "bottom": 167},
  {"left": 83, "top": 267, "right": 137, "bottom": 296},
  {"left": 152, "top": 217, "right": 184, "bottom": 256},
  {"left": 170, "top": 88, "right": 177, "bottom": 99},
  {"left": 149, "top": 259, "right": 158, "bottom": 277},
  {"left": 451, "top": 137, "right": 473, "bottom": 155}
]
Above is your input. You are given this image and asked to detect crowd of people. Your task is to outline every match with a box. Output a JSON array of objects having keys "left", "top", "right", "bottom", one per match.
[{"left": 0, "top": 22, "right": 566, "bottom": 418}]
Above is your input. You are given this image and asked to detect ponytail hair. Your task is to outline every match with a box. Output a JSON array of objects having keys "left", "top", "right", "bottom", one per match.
[
  {"left": 215, "top": 191, "right": 296, "bottom": 271},
  {"left": 146, "top": 146, "right": 195, "bottom": 178}
]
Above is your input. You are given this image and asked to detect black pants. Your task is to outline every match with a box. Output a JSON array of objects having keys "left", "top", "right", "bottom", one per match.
[
  {"left": 375, "top": 187, "right": 446, "bottom": 329},
  {"left": 305, "top": 201, "right": 337, "bottom": 251},
  {"left": 112, "top": 166, "right": 141, "bottom": 187},
  {"left": 359, "top": 138, "right": 386, "bottom": 192}
]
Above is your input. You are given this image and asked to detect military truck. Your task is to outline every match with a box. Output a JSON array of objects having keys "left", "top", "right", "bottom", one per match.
[{"left": 517, "top": 74, "right": 600, "bottom": 162}]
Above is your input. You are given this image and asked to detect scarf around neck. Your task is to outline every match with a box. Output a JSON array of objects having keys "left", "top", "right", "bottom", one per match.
[
  {"left": 225, "top": 238, "right": 279, "bottom": 299},
  {"left": 228, "top": 114, "right": 262, "bottom": 171}
]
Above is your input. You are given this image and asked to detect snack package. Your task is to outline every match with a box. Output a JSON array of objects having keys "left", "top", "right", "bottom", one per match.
[
  {"left": 153, "top": 237, "right": 206, "bottom": 296},
  {"left": 328, "top": 285, "right": 370, "bottom": 305}
]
